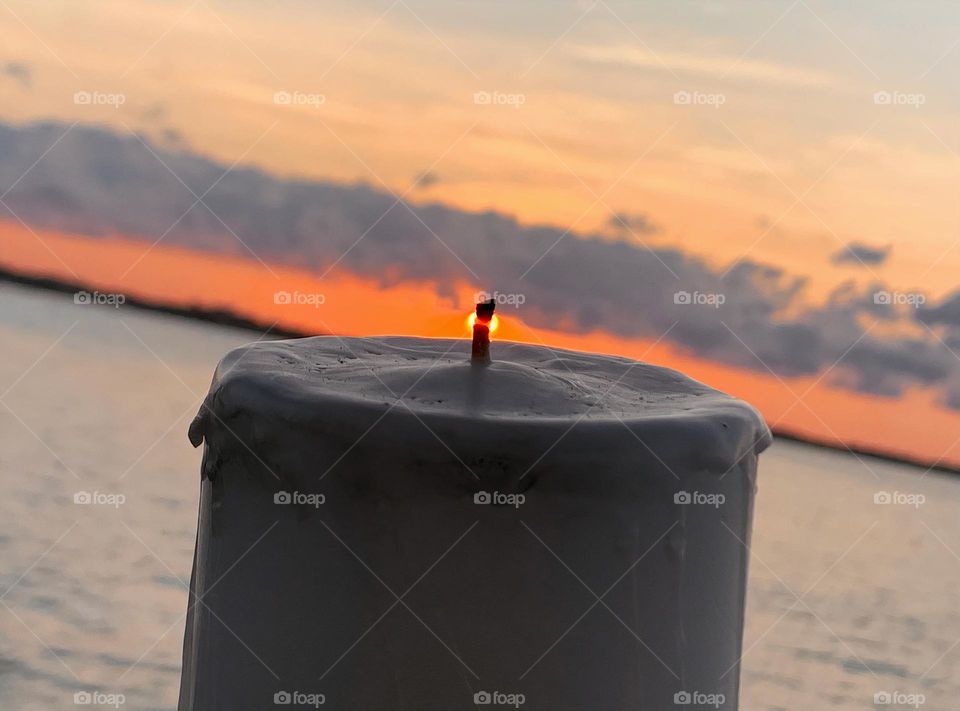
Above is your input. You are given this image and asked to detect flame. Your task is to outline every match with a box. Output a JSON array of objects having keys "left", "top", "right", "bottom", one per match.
[{"left": 467, "top": 312, "right": 499, "bottom": 334}]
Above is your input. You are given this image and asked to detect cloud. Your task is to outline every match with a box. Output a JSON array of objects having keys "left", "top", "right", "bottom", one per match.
[
  {"left": 2, "top": 62, "right": 32, "bottom": 89},
  {"left": 944, "top": 386, "right": 960, "bottom": 411},
  {"left": 828, "top": 337, "right": 953, "bottom": 397},
  {"left": 832, "top": 242, "right": 890, "bottom": 266},
  {"left": 412, "top": 170, "right": 440, "bottom": 189},
  {"left": 916, "top": 292, "right": 960, "bottom": 411},
  {"left": 0, "top": 120, "right": 953, "bottom": 405},
  {"left": 607, "top": 211, "right": 660, "bottom": 235},
  {"left": 918, "top": 291, "right": 960, "bottom": 328},
  {"left": 573, "top": 45, "right": 839, "bottom": 88}
]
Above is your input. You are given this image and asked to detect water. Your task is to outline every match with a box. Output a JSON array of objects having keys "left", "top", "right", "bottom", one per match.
[{"left": 1, "top": 281, "right": 957, "bottom": 710}]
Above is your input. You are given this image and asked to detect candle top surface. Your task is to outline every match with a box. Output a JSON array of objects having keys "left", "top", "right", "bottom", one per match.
[{"left": 192, "top": 336, "right": 771, "bottom": 459}]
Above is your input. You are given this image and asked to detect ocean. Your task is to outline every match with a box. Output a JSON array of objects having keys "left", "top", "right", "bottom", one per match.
[{"left": 1, "top": 281, "right": 957, "bottom": 710}]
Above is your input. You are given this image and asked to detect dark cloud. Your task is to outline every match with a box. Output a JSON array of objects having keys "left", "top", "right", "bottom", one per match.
[
  {"left": 917, "top": 290, "right": 960, "bottom": 328},
  {"left": 917, "top": 291, "right": 960, "bottom": 411},
  {"left": 944, "top": 386, "right": 960, "bottom": 412},
  {"left": 412, "top": 170, "right": 440, "bottom": 189},
  {"left": 0, "top": 120, "right": 953, "bottom": 404},
  {"left": 607, "top": 211, "right": 659, "bottom": 235},
  {"left": 2, "top": 62, "right": 32, "bottom": 89},
  {"left": 828, "top": 338, "right": 953, "bottom": 397},
  {"left": 832, "top": 242, "right": 890, "bottom": 266}
]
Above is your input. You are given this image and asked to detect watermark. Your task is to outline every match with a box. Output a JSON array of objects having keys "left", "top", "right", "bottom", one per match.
[
  {"left": 474, "top": 290, "right": 525, "bottom": 308},
  {"left": 673, "top": 91, "right": 725, "bottom": 108},
  {"left": 473, "top": 690, "right": 525, "bottom": 707},
  {"left": 873, "top": 491, "right": 925, "bottom": 509},
  {"left": 74, "top": 491, "right": 126, "bottom": 508},
  {"left": 473, "top": 91, "right": 526, "bottom": 109},
  {"left": 273, "top": 91, "right": 326, "bottom": 108},
  {"left": 74, "top": 290, "right": 125, "bottom": 308},
  {"left": 274, "top": 290, "right": 325, "bottom": 308},
  {"left": 874, "top": 690, "right": 925, "bottom": 707},
  {"left": 674, "top": 491, "right": 725, "bottom": 509},
  {"left": 474, "top": 491, "right": 525, "bottom": 509},
  {"left": 274, "top": 690, "right": 326, "bottom": 707},
  {"left": 74, "top": 691, "right": 125, "bottom": 707},
  {"left": 74, "top": 91, "right": 126, "bottom": 108},
  {"left": 674, "top": 290, "right": 725, "bottom": 308},
  {"left": 873, "top": 91, "right": 925, "bottom": 109},
  {"left": 274, "top": 491, "right": 325, "bottom": 508},
  {"left": 673, "top": 691, "right": 725, "bottom": 707},
  {"left": 873, "top": 290, "right": 925, "bottom": 308}
]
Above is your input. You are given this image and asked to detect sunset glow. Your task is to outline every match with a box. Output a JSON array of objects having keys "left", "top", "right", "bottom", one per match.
[
  {"left": 7, "top": 6, "right": 960, "bottom": 711},
  {"left": 3, "top": 220, "right": 958, "bottom": 468},
  {"left": 3, "top": 1, "right": 960, "bottom": 468},
  {"left": 467, "top": 312, "right": 500, "bottom": 334}
]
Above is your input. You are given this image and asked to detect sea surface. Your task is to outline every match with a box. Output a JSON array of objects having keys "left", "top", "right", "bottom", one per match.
[{"left": 1, "top": 281, "right": 958, "bottom": 710}]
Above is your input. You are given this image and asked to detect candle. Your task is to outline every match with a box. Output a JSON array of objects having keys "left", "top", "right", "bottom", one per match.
[{"left": 180, "top": 328, "right": 770, "bottom": 710}]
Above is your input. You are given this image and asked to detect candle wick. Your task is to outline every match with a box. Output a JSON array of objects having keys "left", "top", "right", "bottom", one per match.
[{"left": 471, "top": 298, "right": 496, "bottom": 364}]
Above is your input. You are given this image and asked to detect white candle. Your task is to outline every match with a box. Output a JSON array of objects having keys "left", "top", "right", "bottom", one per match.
[{"left": 180, "top": 335, "right": 770, "bottom": 711}]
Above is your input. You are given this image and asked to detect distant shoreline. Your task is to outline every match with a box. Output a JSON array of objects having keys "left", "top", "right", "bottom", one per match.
[
  {"left": 769, "top": 429, "right": 957, "bottom": 476},
  {"left": 3, "top": 264, "right": 957, "bottom": 476},
  {"left": 0, "top": 264, "right": 311, "bottom": 339}
]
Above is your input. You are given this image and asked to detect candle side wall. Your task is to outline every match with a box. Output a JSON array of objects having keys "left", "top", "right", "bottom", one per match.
[{"left": 178, "top": 416, "right": 760, "bottom": 710}]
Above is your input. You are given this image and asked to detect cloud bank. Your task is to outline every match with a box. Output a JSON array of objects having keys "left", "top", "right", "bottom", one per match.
[{"left": 1, "top": 121, "right": 957, "bottom": 407}]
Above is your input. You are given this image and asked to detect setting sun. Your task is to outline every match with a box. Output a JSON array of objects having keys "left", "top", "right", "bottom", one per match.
[{"left": 467, "top": 312, "right": 500, "bottom": 334}]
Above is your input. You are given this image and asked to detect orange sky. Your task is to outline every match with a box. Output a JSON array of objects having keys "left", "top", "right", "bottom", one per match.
[{"left": 4, "top": 221, "right": 958, "bottom": 469}]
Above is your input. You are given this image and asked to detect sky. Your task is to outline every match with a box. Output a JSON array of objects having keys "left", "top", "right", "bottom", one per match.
[{"left": 1, "top": 0, "right": 960, "bottom": 466}]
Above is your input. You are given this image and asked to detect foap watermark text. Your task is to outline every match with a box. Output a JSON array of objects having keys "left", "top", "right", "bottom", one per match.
[
  {"left": 474, "top": 290, "right": 525, "bottom": 308},
  {"left": 75, "top": 291, "right": 125, "bottom": 308},
  {"left": 474, "top": 91, "right": 525, "bottom": 109},
  {"left": 274, "top": 690, "right": 325, "bottom": 707},
  {"left": 74, "top": 491, "right": 126, "bottom": 508},
  {"left": 674, "top": 290, "right": 725, "bottom": 308},
  {"left": 674, "top": 91, "right": 725, "bottom": 108},
  {"left": 275, "top": 491, "right": 325, "bottom": 508},
  {"left": 473, "top": 690, "right": 525, "bottom": 707},
  {"left": 873, "top": 290, "right": 924, "bottom": 308},
  {"left": 74, "top": 691, "right": 125, "bottom": 707},
  {"left": 874, "top": 690, "right": 925, "bottom": 707},
  {"left": 674, "top": 491, "right": 725, "bottom": 508},
  {"left": 873, "top": 91, "right": 925, "bottom": 109},
  {"left": 74, "top": 91, "right": 125, "bottom": 108},
  {"left": 874, "top": 491, "right": 925, "bottom": 509},
  {"left": 274, "top": 291, "right": 325, "bottom": 308},
  {"left": 274, "top": 91, "right": 326, "bottom": 108},
  {"left": 674, "top": 690, "right": 725, "bottom": 708},
  {"left": 474, "top": 491, "right": 525, "bottom": 509}
]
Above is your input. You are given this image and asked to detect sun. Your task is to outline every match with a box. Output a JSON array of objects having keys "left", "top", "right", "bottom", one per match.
[{"left": 466, "top": 312, "right": 500, "bottom": 333}]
